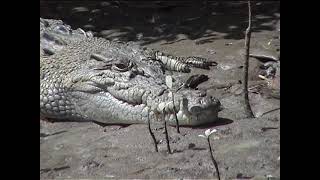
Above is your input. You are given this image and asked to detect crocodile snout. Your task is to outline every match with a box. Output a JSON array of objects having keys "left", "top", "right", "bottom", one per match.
[
  {"left": 173, "top": 93, "right": 221, "bottom": 126},
  {"left": 188, "top": 96, "right": 221, "bottom": 114}
]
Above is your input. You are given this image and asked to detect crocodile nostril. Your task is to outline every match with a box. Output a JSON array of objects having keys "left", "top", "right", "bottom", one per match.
[{"left": 189, "top": 106, "right": 202, "bottom": 114}]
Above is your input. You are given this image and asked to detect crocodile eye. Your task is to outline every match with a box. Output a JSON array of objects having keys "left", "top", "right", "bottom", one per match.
[
  {"left": 115, "top": 63, "right": 127, "bottom": 69},
  {"left": 112, "top": 61, "right": 135, "bottom": 72},
  {"left": 112, "top": 63, "right": 129, "bottom": 72}
]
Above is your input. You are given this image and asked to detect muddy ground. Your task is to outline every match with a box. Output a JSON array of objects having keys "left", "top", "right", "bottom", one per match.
[{"left": 40, "top": 2, "right": 280, "bottom": 179}]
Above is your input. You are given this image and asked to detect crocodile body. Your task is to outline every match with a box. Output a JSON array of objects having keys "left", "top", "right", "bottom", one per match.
[{"left": 40, "top": 18, "right": 221, "bottom": 126}]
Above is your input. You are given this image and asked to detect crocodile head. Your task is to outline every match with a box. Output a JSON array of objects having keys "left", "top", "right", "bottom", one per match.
[
  {"left": 40, "top": 18, "right": 222, "bottom": 126},
  {"left": 57, "top": 51, "right": 221, "bottom": 126}
]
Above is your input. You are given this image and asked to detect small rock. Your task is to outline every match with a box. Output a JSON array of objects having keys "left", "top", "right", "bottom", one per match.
[{"left": 54, "top": 144, "right": 64, "bottom": 150}]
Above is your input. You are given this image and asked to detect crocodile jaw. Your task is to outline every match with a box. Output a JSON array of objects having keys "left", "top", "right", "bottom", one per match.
[{"left": 69, "top": 85, "right": 221, "bottom": 126}]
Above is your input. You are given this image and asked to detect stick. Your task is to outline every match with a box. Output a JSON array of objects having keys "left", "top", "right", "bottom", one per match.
[
  {"left": 249, "top": 53, "right": 279, "bottom": 62},
  {"left": 207, "top": 138, "right": 221, "bottom": 180},
  {"left": 147, "top": 111, "right": 158, "bottom": 152},
  {"left": 171, "top": 93, "right": 180, "bottom": 133},
  {"left": 242, "top": 0, "right": 255, "bottom": 118},
  {"left": 163, "top": 110, "right": 171, "bottom": 154}
]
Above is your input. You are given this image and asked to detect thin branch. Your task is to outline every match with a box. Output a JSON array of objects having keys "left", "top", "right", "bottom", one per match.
[
  {"left": 163, "top": 110, "right": 171, "bottom": 154},
  {"left": 171, "top": 93, "right": 180, "bottom": 133},
  {"left": 166, "top": 72, "right": 180, "bottom": 134},
  {"left": 207, "top": 137, "right": 221, "bottom": 180},
  {"left": 242, "top": 0, "right": 255, "bottom": 118},
  {"left": 147, "top": 111, "right": 158, "bottom": 152}
]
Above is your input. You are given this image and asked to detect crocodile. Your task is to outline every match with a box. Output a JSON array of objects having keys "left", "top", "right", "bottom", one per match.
[{"left": 40, "top": 18, "right": 222, "bottom": 126}]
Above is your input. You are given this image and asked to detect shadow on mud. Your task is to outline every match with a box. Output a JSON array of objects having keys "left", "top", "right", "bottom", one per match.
[
  {"left": 41, "top": 117, "right": 233, "bottom": 128},
  {"left": 40, "top": 130, "right": 68, "bottom": 137},
  {"left": 40, "top": 1, "right": 280, "bottom": 45},
  {"left": 192, "top": 117, "right": 234, "bottom": 129},
  {"left": 93, "top": 121, "right": 131, "bottom": 128}
]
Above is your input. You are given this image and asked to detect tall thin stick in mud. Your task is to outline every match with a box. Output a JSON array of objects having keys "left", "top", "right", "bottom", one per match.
[
  {"left": 207, "top": 137, "right": 221, "bottom": 180},
  {"left": 166, "top": 74, "right": 180, "bottom": 133},
  {"left": 242, "top": 0, "right": 255, "bottom": 118},
  {"left": 163, "top": 110, "right": 171, "bottom": 154},
  {"left": 147, "top": 111, "right": 158, "bottom": 152},
  {"left": 171, "top": 92, "right": 180, "bottom": 133}
]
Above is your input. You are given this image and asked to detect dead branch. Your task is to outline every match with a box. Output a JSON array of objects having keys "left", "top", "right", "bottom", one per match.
[{"left": 242, "top": 0, "right": 255, "bottom": 118}]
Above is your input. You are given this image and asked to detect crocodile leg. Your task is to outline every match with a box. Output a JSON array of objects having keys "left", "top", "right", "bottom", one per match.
[
  {"left": 154, "top": 51, "right": 191, "bottom": 72},
  {"left": 154, "top": 51, "right": 217, "bottom": 72},
  {"left": 179, "top": 56, "right": 217, "bottom": 69}
]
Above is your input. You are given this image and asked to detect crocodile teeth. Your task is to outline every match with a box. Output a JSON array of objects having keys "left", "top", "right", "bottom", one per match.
[
  {"left": 156, "top": 101, "right": 176, "bottom": 114},
  {"left": 157, "top": 102, "right": 167, "bottom": 112}
]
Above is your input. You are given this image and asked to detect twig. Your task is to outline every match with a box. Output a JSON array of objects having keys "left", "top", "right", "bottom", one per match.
[
  {"left": 163, "top": 110, "right": 171, "bottom": 154},
  {"left": 242, "top": 0, "right": 255, "bottom": 118},
  {"left": 147, "top": 111, "right": 158, "bottom": 152},
  {"left": 260, "top": 107, "right": 280, "bottom": 117},
  {"left": 207, "top": 137, "right": 221, "bottom": 180},
  {"left": 171, "top": 92, "right": 180, "bottom": 133},
  {"left": 166, "top": 72, "right": 180, "bottom": 134},
  {"left": 249, "top": 53, "right": 279, "bottom": 62}
]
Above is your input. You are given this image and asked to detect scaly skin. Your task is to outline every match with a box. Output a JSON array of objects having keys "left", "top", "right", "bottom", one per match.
[{"left": 40, "top": 18, "right": 221, "bottom": 126}]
